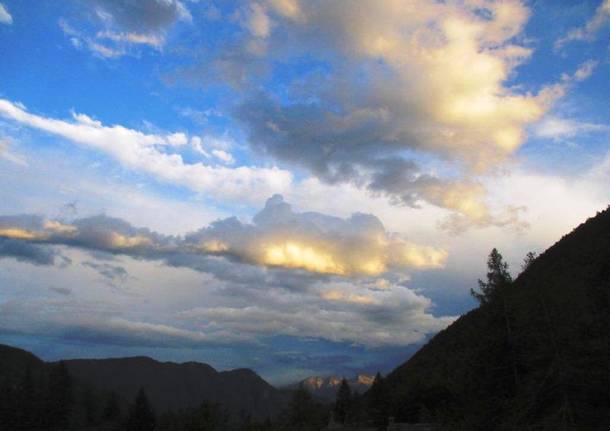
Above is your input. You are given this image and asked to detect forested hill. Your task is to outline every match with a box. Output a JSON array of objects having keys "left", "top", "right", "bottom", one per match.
[
  {"left": 0, "top": 344, "right": 290, "bottom": 428},
  {"left": 381, "top": 207, "right": 610, "bottom": 430},
  {"left": 62, "top": 356, "right": 287, "bottom": 419}
]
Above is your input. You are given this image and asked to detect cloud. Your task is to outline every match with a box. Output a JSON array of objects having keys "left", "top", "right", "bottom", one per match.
[
  {"left": 49, "top": 287, "right": 73, "bottom": 296},
  {"left": 206, "top": 0, "right": 574, "bottom": 230},
  {"left": 534, "top": 116, "right": 610, "bottom": 140},
  {"left": 0, "top": 137, "right": 27, "bottom": 166},
  {"left": 0, "top": 238, "right": 57, "bottom": 266},
  {"left": 572, "top": 59, "right": 599, "bottom": 81},
  {"left": 0, "top": 299, "right": 246, "bottom": 348},
  {"left": 0, "top": 2, "right": 11, "bottom": 25},
  {"left": 0, "top": 99, "right": 292, "bottom": 203},
  {"left": 179, "top": 276, "right": 456, "bottom": 347},
  {"left": 0, "top": 195, "right": 447, "bottom": 276},
  {"left": 556, "top": 0, "right": 610, "bottom": 48},
  {"left": 246, "top": 2, "right": 272, "bottom": 38},
  {"left": 185, "top": 194, "right": 447, "bottom": 275},
  {"left": 82, "top": 260, "right": 129, "bottom": 283},
  {"left": 92, "top": 0, "right": 191, "bottom": 33},
  {"left": 96, "top": 30, "right": 164, "bottom": 48},
  {"left": 59, "top": 0, "right": 191, "bottom": 57}
]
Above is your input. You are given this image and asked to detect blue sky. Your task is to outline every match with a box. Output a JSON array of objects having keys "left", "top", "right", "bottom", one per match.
[{"left": 0, "top": 0, "right": 609, "bottom": 385}]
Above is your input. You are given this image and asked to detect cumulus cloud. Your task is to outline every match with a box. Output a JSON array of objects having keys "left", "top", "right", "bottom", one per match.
[
  {"left": 0, "top": 195, "right": 446, "bottom": 276},
  {"left": 0, "top": 2, "right": 12, "bottom": 25},
  {"left": 556, "top": 0, "right": 610, "bottom": 48},
  {"left": 185, "top": 194, "right": 447, "bottom": 275},
  {"left": 202, "top": 0, "right": 577, "bottom": 230},
  {"left": 0, "top": 99, "right": 292, "bottom": 203}
]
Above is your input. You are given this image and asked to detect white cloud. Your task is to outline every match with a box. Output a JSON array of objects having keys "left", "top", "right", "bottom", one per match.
[
  {"left": 0, "top": 3, "right": 12, "bottom": 25},
  {"left": 0, "top": 137, "right": 27, "bottom": 166},
  {"left": 573, "top": 60, "right": 599, "bottom": 81},
  {"left": 212, "top": 149, "right": 235, "bottom": 164},
  {"left": 556, "top": 0, "right": 610, "bottom": 48},
  {"left": 534, "top": 116, "right": 610, "bottom": 140},
  {"left": 96, "top": 30, "right": 165, "bottom": 48},
  {"left": 0, "top": 99, "right": 293, "bottom": 203}
]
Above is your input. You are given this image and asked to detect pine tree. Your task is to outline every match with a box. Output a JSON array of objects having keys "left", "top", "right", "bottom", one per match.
[
  {"left": 127, "top": 388, "right": 156, "bottom": 431},
  {"left": 334, "top": 378, "right": 351, "bottom": 424},
  {"left": 82, "top": 384, "right": 97, "bottom": 425},
  {"left": 102, "top": 390, "right": 122, "bottom": 422},
  {"left": 367, "top": 372, "right": 388, "bottom": 428},
  {"left": 521, "top": 251, "right": 537, "bottom": 272},
  {"left": 285, "top": 385, "right": 317, "bottom": 430},
  {"left": 46, "top": 360, "right": 73, "bottom": 429},
  {"left": 470, "top": 248, "right": 512, "bottom": 305}
]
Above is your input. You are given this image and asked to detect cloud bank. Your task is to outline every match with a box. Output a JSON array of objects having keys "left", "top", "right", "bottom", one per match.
[
  {"left": 0, "top": 193, "right": 456, "bottom": 348},
  {"left": 0, "top": 195, "right": 446, "bottom": 276}
]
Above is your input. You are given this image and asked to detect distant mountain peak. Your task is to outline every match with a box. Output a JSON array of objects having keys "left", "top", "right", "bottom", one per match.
[
  {"left": 356, "top": 373, "right": 375, "bottom": 385},
  {"left": 292, "top": 373, "right": 376, "bottom": 401}
]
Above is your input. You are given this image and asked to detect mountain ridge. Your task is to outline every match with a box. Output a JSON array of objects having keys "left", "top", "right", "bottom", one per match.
[
  {"left": 0, "top": 345, "right": 289, "bottom": 420},
  {"left": 380, "top": 206, "right": 610, "bottom": 429}
]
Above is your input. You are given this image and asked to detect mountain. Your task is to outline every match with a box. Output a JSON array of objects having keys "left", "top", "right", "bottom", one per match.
[
  {"left": 63, "top": 356, "right": 289, "bottom": 419},
  {"left": 0, "top": 346, "right": 289, "bottom": 420},
  {"left": 380, "top": 207, "right": 610, "bottom": 430},
  {"left": 0, "top": 344, "right": 45, "bottom": 375},
  {"left": 289, "top": 374, "right": 375, "bottom": 401}
]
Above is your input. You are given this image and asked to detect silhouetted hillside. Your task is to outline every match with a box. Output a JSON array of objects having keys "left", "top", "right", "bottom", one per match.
[
  {"left": 61, "top": 356, "right": 288, "bottom": 419},
  {"left": 0, "top": 344, "right": 45, "bottom": 375},
  {"left": 0, "top": 345, "right": 289, "bottom": 424},
  {"left": 382, "top": 207, "right": 610, "bottom": 430}
]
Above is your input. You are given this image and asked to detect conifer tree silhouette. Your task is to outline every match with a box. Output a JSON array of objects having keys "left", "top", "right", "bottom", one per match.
[{"left": 127, "top": 387, "right": 156, "bottom": 431}]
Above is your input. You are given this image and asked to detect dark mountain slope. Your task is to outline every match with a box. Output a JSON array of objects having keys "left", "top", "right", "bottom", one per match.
[
  {"left": 62, "top": 356, "right": 288, "bottom": 419},
  {"left": 0, "top": 345, "right": 288, "bottom": 421},
  {"left": 0, "top": 344, "right": 45, "bottom": 376},
  {"left": 383, "top": 207, "right": 610, "bottom": 430}
]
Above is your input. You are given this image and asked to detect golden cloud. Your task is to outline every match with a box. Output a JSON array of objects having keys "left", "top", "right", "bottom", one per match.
[
  {"left": 262, "top": 241, "right": 346, "bottom": 275},
  {"left": 321, "top": 289, "right": 378, "bottom": 305},
  {"left": 0, "top": 228, "right": 45, "bottom": 241},
  {"left": 0, "top": 196, "right": 449, "bottom": 277}
]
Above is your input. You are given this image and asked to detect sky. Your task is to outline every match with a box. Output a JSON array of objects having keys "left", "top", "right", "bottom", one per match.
[{"left": 0, "top": 0, "right": 609, "bottom": 385}]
